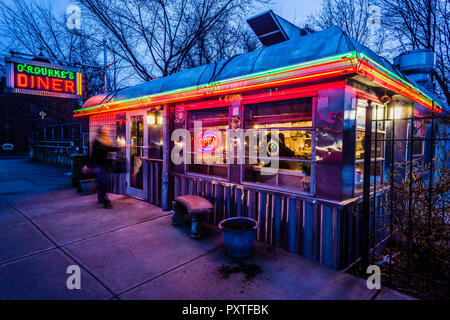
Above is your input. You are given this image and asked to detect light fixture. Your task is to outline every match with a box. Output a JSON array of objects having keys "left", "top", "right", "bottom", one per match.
[{"left": 147, "top": 113, "right": 156, "bottom": 124}]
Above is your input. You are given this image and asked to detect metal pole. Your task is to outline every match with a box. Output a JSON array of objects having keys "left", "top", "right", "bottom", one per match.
[
  {"left": 407, "top": 105, "right": 415, "bottom": 285},
  {"left": 426, "top": 101, "right": 435, "bottom": 291},
  {"left": 103, "top": 39, "right": 107, "bottom": 93},
  {"left": 361, "top": 100, "right": 373, "bottom": 272},
  {"left": 372, "top": 104, "right": 379, "bottom": 261},
  {"left": 389, "top": 104, "right": 395, "bottom": 286}
]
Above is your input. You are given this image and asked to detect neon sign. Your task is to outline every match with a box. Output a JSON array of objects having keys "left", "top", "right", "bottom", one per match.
[
  {"left": 267, "top": 140, "right": 279, "bottom": 157},
  {"left": 5, "top": 57, "right": 82, "bottom": 99},
  {"left": 199, "top": 133, "right": 218, "bottom": 152}
]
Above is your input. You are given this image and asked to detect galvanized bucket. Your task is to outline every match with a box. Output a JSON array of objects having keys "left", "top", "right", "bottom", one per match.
[{"left": 219, "top": 217, "right": 259, "bottom": 258}]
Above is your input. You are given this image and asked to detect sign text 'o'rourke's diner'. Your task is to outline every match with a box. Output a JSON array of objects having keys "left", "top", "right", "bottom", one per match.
[{"left": 4, "top": 57, "right": 83, "bottom": 99}]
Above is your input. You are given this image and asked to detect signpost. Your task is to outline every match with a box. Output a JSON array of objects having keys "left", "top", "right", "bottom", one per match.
[{"left": 4, "top": 56, "right": 82, "bottom": 99}]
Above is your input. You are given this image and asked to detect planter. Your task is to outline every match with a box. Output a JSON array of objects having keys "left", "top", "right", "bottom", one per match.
[
  {"left": 79, "top": 178, "right": 98, "bottom": 195},
  {"left": 219, "top": 217, "right": 259, "bottom": 258}
]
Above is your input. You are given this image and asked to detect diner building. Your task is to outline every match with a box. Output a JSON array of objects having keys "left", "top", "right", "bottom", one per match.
[{"left": 74, "top": 12, "right": 448, "bottom": 269}]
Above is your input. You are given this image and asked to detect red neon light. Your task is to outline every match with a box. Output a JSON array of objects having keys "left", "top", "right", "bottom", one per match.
[
  {"left": 199, "top": 133, "right": 218, "bottom": 151},
  {"left": 65, "top": 81, "right": 75, "bottom": 93},
  {"left": 37, "top": 76, "right": 50, "bottom": 90},
  {"left": 52, "top": 78, "right": 63, "bottom": 92},
  {"left": 357, "top": 61, "right": 441, "bottom": 113},
  {"left": 15, "top": 73, "right": 77, "bottom": 95},
  {"left": 173, "top": 82, "right": 345, "bottom": 111},
  {"left": 74, "top": 53, "right": 440, "bottom": 117},
  {"left": 74, "top": 69, "right": 348, "bottom": 117},
  {"left": 352, "top": 88, "right": 383, "bottom": 104},
  {"left": 17, "top": 74, "right": 28, "bottom": 87}
]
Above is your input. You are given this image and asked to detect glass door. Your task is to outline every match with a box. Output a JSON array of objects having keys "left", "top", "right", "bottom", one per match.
[{"left": 126, "top": 110, "right": 148, "bottom": 199}]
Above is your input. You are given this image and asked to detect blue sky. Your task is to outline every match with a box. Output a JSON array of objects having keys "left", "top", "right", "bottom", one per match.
[
  {"left": 1, "top": 0, "right": 324, "bottom": 56},
  {"left": 1, "top": 0, "right": 323, "bottom": 25},
  {"left": 258, "top": 0, "right": 323, "bottom": 25}
]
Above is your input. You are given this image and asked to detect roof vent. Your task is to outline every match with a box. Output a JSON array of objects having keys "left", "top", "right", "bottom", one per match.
[
  {"left": 393, "top": 49, "right": 436, "bottom": 91},
  {"left": 246, "top": 10, "right": 314, "bottom": 46}
]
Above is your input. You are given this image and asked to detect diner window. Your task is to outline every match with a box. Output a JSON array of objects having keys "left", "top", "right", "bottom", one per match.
[
  {"left": 354, "top": 100, "right": 385, "bottom": 194},
  {"left": 186, "top": 107, "right": 229, "bottom": 178},
  {"left": 411, "top": 119, "right": 425, "bottom": 157},
  {"left": 243, "top": 97, "right": 314, "bottom": 193},
  {"left": 147, "top": 109, "right": 163, "bottom": 160},
  {"left": 408, "top": 118, "right": 425, "bottom": 167},
  {"left": 89, "top": 113, "right": 118, "bottom": 154}
]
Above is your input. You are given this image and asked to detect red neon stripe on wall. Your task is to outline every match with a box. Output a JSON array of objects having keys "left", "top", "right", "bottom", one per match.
[
  {"left": 358, "top": 62, "right": 441, "bottom": 113},
  {"left": 74, "top": 69, "right": 348, "bottom": 117},
  {"left": 74, "top": 60, "right": 354, "bottom": 117}
]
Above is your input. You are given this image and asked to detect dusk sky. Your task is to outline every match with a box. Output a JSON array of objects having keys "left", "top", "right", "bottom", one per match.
[
  {"left": 0, "top": 0, "right": 324, "bottom": 54},
  {"left": 258, "top": 0, "right": 323, "bottom": 25}
]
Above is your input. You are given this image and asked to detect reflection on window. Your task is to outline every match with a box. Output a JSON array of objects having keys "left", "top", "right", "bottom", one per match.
[
  {"left": 244, "top": 162, "right": 312, "bottom": 192},
  {"left": 356, "top": 100, "right": 385, "bottom": 131},
  {"left": 116, "top": 113, "right": 126, "bottom": 157},
  {"left": 148, "top": 110, "right": 163, "bottom": 160},
  {"left": 245, "top": 130, "right": 312, "bottom": 160},
  {"left": 412, "top": 119, "right": 425, "bottom": 157},
  {"left": 187, "top": 107, "right": 228, "bottom": 178},
  {"left": 354, "top": 99, "right": 386, "bottom": 195},
  {"left": 243, "top": 97, "right": 314, "bottom": 193},
  {"left": 245, "top": 98, "right": 313, "bottom": 129},
  {"left": 356, "top": 132, "right": 365, "bottom": 160},
  {"left": 354, "top": 161, "right": 383, "bottom": 194},
  {"left": 356, "top": 132, "right": 384, "bottom": 160}
]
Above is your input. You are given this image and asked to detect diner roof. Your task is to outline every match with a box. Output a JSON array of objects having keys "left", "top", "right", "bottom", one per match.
[{"left": 78, "top": 26, "right": 447, "bottom": 115}]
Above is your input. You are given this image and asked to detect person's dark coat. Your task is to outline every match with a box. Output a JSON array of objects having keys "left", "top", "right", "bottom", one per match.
[{"left": 92, "top": 139, "right": 118, "bottom": 166}]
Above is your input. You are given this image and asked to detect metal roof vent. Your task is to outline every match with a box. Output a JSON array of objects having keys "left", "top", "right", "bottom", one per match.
[
  {"left": 246, "top": 10, "right": 314, "bottom": 46},
  {"left": 393, "top": 49, "right": 436, "bottom": 91}
]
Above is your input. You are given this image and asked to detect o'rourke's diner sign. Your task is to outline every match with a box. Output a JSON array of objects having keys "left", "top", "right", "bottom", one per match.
[{"left": 5, "top": 57, "right": 82, "bottom": 99}]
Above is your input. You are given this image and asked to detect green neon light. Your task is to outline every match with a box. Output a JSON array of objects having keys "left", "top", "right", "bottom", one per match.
[
  {"left": 16, "top": 63, "right": 75, "bottom": 80},
  {"left": 75, "top": 49, "right": 442, "bottom": 115},
  {"left": 74, "top": 52, "right": 356, "bottom": 113},
  {"left": 359, "top": 53, "right": 442, "bottom": 109}
]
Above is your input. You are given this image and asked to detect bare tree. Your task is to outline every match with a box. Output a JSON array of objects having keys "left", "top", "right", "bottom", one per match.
[
  {"left": 77, "top": 0, "right": 267, "bottom": 81},
  {"left": 307, "top": 0, "right": 387, "bottom": 55},
  {"left": 377, "top": 0, "right": 450, "bottom": 105},
  {"left": 0, "top": 0, "right": 110, "bottom": 101}
]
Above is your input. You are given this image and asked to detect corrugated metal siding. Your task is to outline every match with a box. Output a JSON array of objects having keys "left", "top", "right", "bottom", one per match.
[
  {"left": 169, "top": 173, "right": 375, "bottom": 269},
  {"left": 105, "top": 169, "right": 387, "bottom": 269}
]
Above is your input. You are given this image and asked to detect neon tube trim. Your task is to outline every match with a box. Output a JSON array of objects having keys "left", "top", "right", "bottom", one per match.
[
  {"left": 74, "top": 50, "right": 442, "bottom": 117},
  {"left": 74, "top": 53, "right": 356, "bottom": 115}
]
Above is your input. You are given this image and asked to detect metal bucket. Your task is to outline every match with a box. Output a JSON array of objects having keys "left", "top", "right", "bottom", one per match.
[{"left": 219, "top": 217, "right": 259, "bottom": 258}]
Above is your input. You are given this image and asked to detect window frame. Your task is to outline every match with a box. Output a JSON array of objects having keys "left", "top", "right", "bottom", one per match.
[
  {"left": 354, "top": 99, "right": 386, "bottom": 196},
  {"left": 184, "top": 106, "right": 231, "bottom": 181},
  {"left": 240, "top": 96, "right": 316, "bottom": 195},
  {"left": 408, "top": 118, "right": 426, "bottom": 160}
]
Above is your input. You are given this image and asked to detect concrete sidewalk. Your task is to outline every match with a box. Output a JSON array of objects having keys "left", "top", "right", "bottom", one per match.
[{"left": 0, "top": 158, "right": 413, "bottom": 300}]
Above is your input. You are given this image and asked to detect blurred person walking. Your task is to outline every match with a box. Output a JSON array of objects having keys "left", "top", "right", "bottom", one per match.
[{"left": 90, "top": 126, "right": 121, "bottom": 209}]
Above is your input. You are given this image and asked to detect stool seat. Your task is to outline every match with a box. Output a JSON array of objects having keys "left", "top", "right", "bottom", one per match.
[
  {"left": 171, "top": 195, "right": 214, "bottom": 239},
  {"left": 174, "top": 195, "right": 214, "bottom": 215}
]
